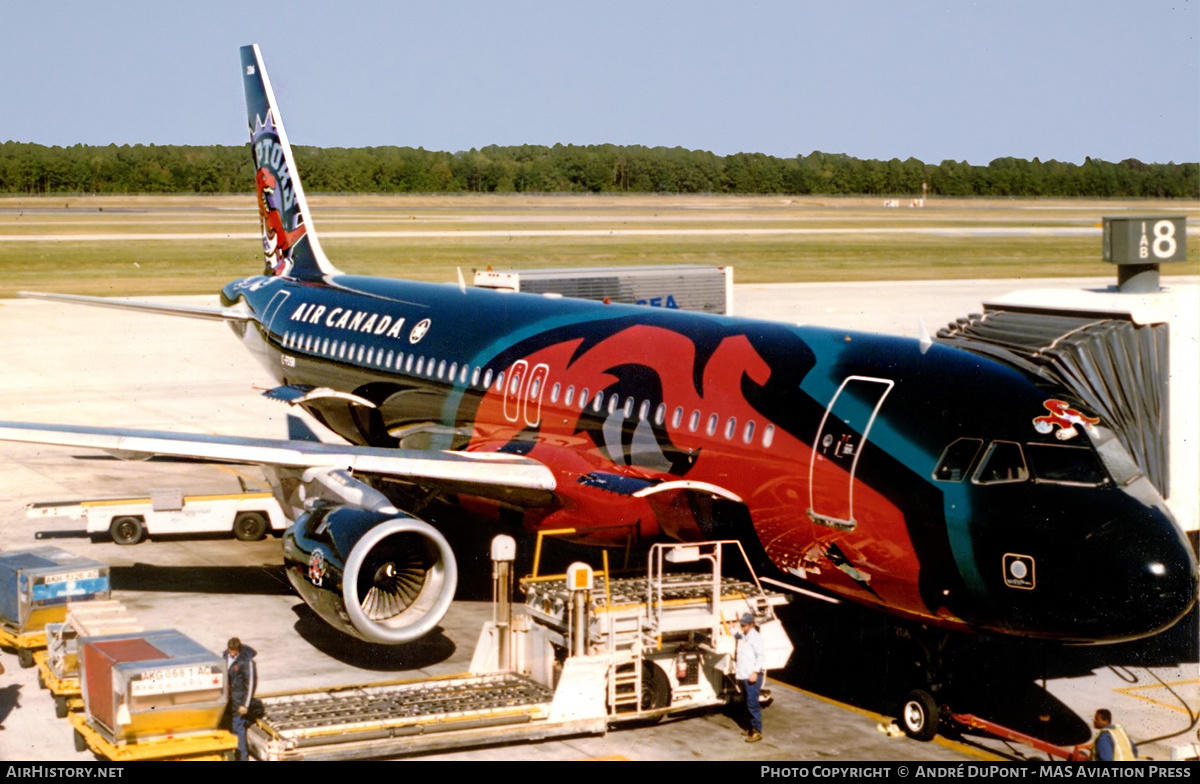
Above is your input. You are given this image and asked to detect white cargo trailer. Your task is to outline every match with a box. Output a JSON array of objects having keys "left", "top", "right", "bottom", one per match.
[
  {"left": 27, "top": 490, "right": 288, "bottom": 545},
  {"left": 474, "top": 265, "right": 734, "bottom": 314}
]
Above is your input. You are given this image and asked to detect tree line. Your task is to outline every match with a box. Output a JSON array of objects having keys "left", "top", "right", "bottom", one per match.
[{"left": 1, "top": 140, "right": 1196, "bottom": 198}]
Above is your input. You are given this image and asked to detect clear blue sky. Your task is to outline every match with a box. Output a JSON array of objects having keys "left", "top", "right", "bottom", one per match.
[{"left": 2, "top": 0, "right": 1197, "bottom": 165}]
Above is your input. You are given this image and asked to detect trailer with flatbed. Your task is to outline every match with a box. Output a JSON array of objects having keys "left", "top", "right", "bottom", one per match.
[
  {"left": 27, "top": 489, "right": 288, "bottom": 545},
  {"left": 246, "top": 538, "right": 793, "bottom": 761}
]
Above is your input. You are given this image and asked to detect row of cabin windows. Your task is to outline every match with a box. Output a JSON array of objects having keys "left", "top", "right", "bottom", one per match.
[
  {"left": 545, "top": 381, "right": 776, "bottom": 448},
  {"left": 280, "top": 330, "right": 776, "bottom": 449}
]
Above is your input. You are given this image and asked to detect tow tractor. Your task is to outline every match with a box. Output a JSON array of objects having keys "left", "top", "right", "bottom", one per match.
[{"left": 247, "top": 537, "right": 793, "bottom": 761}]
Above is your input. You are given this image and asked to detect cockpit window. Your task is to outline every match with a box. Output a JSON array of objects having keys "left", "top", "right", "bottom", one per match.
[
  {"left": 1025, "top": 443, "right": 1110, "bottom": 486},
  {"left": 933, "top": 438, "right": 983, "bottom": 482},
  {"left": 972, "top": 441, "right": 1029, "bottom": 485}
]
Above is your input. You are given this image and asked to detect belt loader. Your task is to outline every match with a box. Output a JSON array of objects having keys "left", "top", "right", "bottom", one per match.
[{"left": 247, "top": 538, "right": 793, "bottom": 760}]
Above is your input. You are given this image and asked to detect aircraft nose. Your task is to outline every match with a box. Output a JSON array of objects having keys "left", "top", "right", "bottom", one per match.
[{"left": 1075, "top": 509, "right": 1198, "bottom": 640}]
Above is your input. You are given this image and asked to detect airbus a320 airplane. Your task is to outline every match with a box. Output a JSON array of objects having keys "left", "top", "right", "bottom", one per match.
[{"left": 2, "top": 47, "right": 1195, "bottom": 710}]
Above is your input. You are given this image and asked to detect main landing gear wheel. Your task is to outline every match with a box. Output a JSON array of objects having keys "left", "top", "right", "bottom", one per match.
[
  {"left": 110, "top": 516, "right": 145, "bottom": 545},
  {"left": 900, "top": 688, "right": 940, "bottom": 741},
  {"left": 233, "top": 512, "right": 268, "bottom": 541}
]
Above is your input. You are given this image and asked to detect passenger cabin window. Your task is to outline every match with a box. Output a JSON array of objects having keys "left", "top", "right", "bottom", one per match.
[
  {"left": 1026, "top": 443, "right": 1109, "bottom": 486},
  {"left": 933, "top": 438, "right": 984, "bottom": 482},
  {"left": 972, "top": 441, "right": 1029, "bottom": 485}
]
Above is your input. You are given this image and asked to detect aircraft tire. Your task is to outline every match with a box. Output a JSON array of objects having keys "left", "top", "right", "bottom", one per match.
[
  {"left": 899, "top": 689, "right": 940, "bottom": 742},
  {"left": 233, "top": 512, "right": 269, "bottom": 541},
  {"left": 110, "top": 516, "right": 145, "bottom": 545}
]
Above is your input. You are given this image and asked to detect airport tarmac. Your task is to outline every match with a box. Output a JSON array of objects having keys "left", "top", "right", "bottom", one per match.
[{"left": 0, "top": 277, "right": 1197, "bottom": 762}]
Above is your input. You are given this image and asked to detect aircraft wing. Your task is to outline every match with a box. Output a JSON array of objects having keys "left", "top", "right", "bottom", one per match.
[
  {"left": 17, "top": 291, "right": 251, "bottom": 322},
  {"left": 0, "top": 421, "right": 556, "bottom": 506}
]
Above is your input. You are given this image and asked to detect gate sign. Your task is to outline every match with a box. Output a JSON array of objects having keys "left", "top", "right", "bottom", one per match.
[{"left": 1103, "top": 216, "right": 1187, "bottom": 264}]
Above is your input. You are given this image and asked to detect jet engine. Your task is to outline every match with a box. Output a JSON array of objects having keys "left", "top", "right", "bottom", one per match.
[{"left": 281, "top": 505, "right": 458, "bottom": 644}]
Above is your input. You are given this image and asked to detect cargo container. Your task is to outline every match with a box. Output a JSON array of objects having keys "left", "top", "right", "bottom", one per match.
[
  {"left": 0, "top": 547, "right": 110, "bottom": 634},
  {"left": 79, "top": 629, "right": 227, "bottom": 744}
]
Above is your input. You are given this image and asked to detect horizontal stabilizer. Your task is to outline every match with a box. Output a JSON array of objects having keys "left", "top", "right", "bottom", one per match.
[
  {"left": 262, "top": 384, "right": 376, "bottom": 408},
  {"left": 17, "top": 291, "right": 251, "bottom": 322},
  {"left": 576, "top": 472, "right": 659, "bottom": 496},
  {"left": 287, "top": 415, "right": 324, "bottom": 443}
]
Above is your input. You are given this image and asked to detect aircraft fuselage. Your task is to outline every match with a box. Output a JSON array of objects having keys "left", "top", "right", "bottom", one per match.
[{"left": 222, "top": 272, "right": 1198, "bottom": 644}]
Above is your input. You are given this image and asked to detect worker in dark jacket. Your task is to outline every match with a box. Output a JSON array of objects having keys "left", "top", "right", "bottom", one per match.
[{"left": 224, "top": 637, "right": 257, "bottom": 761}]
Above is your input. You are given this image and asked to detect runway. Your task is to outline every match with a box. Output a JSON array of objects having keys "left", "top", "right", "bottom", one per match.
[{"left": 0, "top": 278, "right": 1196, "bottom": 762}]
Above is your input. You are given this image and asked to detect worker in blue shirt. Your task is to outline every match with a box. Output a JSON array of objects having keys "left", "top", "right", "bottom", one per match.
[
  {"left": 1091, "top": 709, "right": 1137, "bottom": 761},
  {"left": 735, "top": 612, "right": 766, "bottom": 743}
]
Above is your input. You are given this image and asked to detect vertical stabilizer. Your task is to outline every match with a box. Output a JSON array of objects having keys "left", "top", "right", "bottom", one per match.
[{"left": 241, "top": 44, "right": 339, "bottom": 281}]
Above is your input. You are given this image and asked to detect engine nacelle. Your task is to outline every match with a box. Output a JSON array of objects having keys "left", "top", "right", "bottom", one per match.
[{"left": 282, "top": 505, "right": 457, "bottom": 644}]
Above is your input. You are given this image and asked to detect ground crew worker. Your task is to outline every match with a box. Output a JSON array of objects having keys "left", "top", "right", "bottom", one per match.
[
  {"left": 1091, "top": 709, "right": 1137, "bottom": 761},
  {"left": 224, "top": 637, "right": 257, "bottom": 761},
  {"left": 735, "top": 612, "right": 765, "bottom": 743}
]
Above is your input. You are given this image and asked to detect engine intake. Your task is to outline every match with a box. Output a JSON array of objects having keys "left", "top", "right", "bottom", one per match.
[{"left": 282, "top": 506, "right": 458, "bottom": 644}]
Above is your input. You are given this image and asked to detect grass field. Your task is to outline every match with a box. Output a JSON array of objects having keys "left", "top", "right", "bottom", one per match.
[{"left": 1, "top": 193, "right": 1196, "bottom": 296}]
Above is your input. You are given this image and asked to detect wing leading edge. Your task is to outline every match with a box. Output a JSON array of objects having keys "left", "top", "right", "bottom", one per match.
[{"left": 0, "top": 421, "right": 556, "bottom": 506}]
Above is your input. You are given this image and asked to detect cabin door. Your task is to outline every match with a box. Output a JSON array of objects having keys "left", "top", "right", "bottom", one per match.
[{"left": 807, "top": 375, "right": 894, "bottom": 531}]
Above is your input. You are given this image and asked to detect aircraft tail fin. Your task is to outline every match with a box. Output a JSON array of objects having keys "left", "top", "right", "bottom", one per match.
[{"left": 241, "top": 44, "right": 339, "bottom": 282}]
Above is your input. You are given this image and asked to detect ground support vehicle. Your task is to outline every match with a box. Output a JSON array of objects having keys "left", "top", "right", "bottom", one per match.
[
  {"left": 473, "top": 264, "right": 734, "bottom": 314},
  {"left": 34, "top": 649, "right": 83, "bottom": 718},
  {"left": 27, "top": 489, "right": 287, "bottom": 545},
  {"left": 0, "top": 625, "right": 48, "bottom": 669},
  {"left": 68, "top": 712, "right": 238, "bottom": 761},
  {"left": 894, "top": 693, "right": 1094, "bottom": 759},
  {"left": 246, "top": 538, "right": 792, "bottom": 761}
]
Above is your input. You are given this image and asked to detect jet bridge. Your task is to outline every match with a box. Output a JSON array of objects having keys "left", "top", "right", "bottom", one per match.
[
  {"left": 246, "top": 538, "right": 792, "bottom": 761},
  {"left": 935, "top": 278, "right": 1198, "bottom": 536}
]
